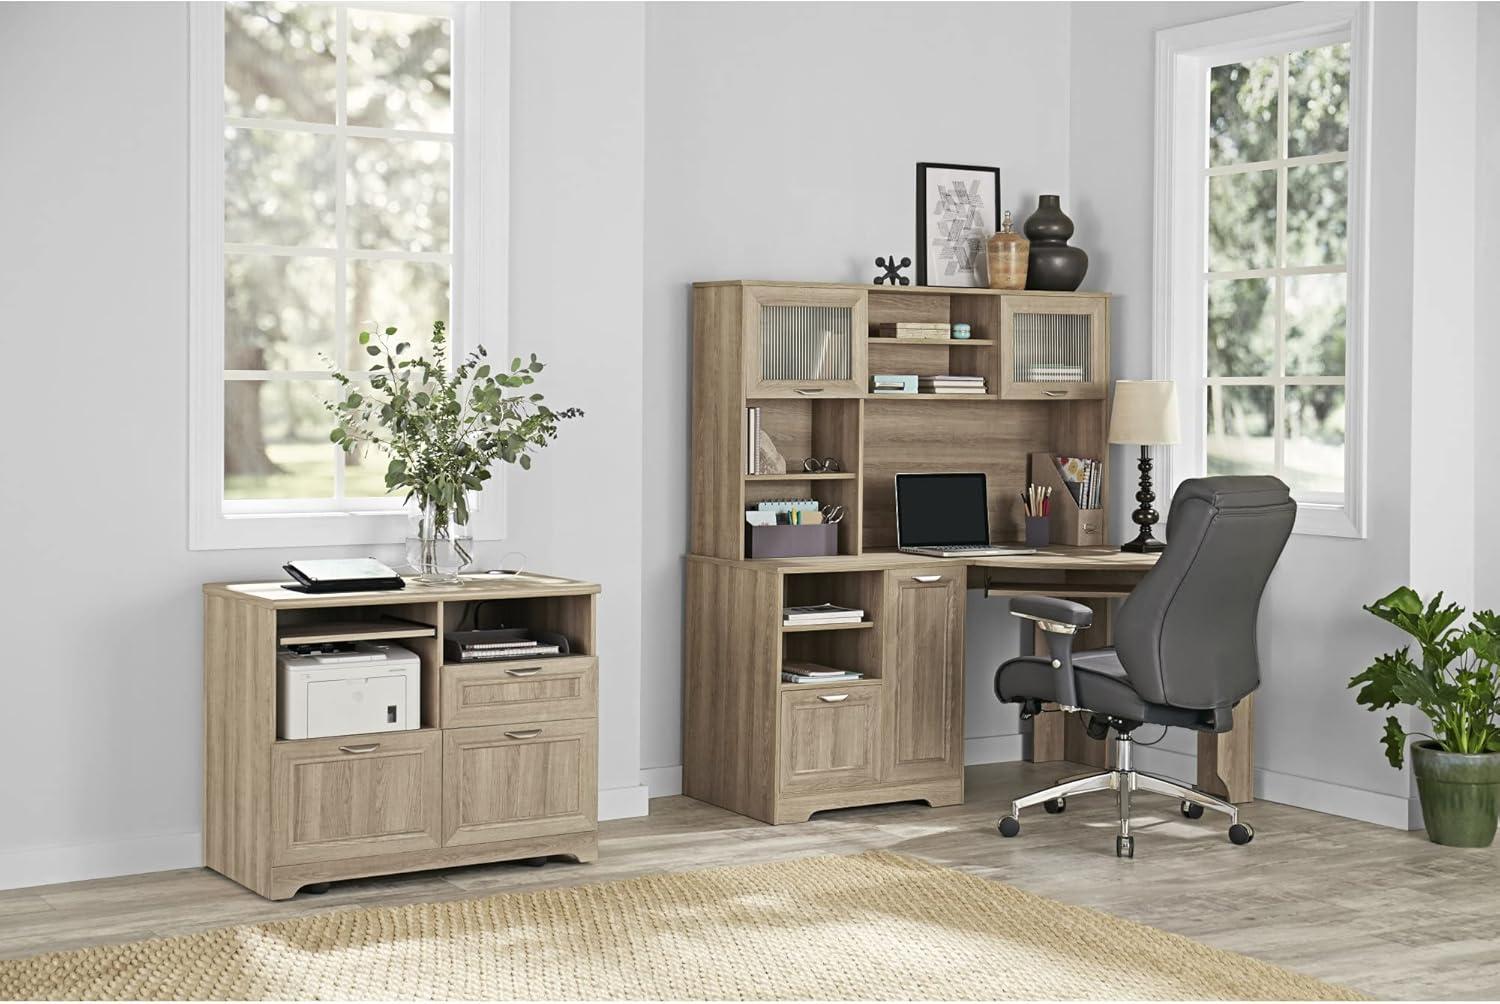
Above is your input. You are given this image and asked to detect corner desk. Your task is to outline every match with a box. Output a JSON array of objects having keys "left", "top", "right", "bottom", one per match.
[{"left": 683, "top": 280, "right": 1252, "bottom": 826}]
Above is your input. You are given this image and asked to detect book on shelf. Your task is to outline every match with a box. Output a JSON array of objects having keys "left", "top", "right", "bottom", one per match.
[
  {"left": 783, "top": 602, "right": 865, "bottom": 625},
  {"left": 875, "top": 322, "right": 951, "bottom": 340},
  {"left": 1027, "top": 365, "right": 1085, "bottom": 382},
  {"left": 455, "top": 643, "right": 563, "bottom": 662},
  {"left": 871, "top": 373, "right": 918, "bottom": 395},
  {"left": 782, "top": 661, "right": 865, "bottom": 684},
  {"left": 1054, "top": 455, "right": 1103, "bottom": 510},
  {"left": 746, "top": 406, "right": 761, "bottom": 475}
]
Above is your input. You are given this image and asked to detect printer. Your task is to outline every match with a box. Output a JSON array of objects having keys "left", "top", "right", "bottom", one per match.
[{"left": 277, "top": 641, "right": 422, "bottom": 740}]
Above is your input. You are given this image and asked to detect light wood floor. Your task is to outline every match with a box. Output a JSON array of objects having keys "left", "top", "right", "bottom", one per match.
[{"left": 1, "top": 761, "right": 1495, "bottom": 1000}]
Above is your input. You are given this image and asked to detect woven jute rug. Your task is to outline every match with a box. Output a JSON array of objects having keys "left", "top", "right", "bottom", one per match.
[{"left": 0, "top": 851, "right": 1360, "bottom": 1001}]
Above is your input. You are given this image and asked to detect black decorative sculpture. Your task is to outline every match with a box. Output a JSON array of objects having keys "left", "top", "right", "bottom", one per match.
[{"left": 874, "top": 255, "right": 912, "bottom": 286}]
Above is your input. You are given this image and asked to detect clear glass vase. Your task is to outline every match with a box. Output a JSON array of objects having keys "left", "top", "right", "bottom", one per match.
[{"left": 406, "top": 500, "right": 474, "bottom": 584}]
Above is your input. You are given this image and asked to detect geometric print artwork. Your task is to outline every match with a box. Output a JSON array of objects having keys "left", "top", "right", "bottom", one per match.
[{"left": 931, "top": 179, "right": 989, "bottom": 278}]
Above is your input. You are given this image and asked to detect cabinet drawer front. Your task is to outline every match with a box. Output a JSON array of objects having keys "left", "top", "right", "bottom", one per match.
[
  {"left": 886, "top": 566, "right": 965, "bottom": 782},
  {"left": 778, "top": 685, "right": 882, "bottom": 793},
  {"left": 441, "top": 656, "right": 597, "bottom": 728},
  {"left": 443, "top": 719, "right": 598, "bottom": 847},
  {"left": 743, "top": 286, "right": 868, "bottom": 398},
  {"left": 271, "top": 730, "right": 442, "bottom": 866}
]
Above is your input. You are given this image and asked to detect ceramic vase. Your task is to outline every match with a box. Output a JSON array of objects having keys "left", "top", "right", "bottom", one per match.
[
  {"left": 1023, "top": 195, "right": 1088, "bottom": 292},
  {"left": 986, "top": 209, "right": 1029, "bottom": 290}
]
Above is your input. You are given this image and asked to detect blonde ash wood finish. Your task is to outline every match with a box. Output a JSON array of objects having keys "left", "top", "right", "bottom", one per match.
[
  {"left": 270, "top": 730, "right": 443, "bottom": 867},
  {"left": 276, "top": 619, "right": 436, "bottom": 646},
  {"left": 691, "top": 283, "right": 747, "bottom": 559},
  {"left": 440, "top": 656, "right": 598, "bottom": 728},
  {"left": 443, "top": 719, "right": 598, "bottom": 846},
  {"left": 203, "top": 575, "right": 601, "bottom": 900},
  {"left": 885, "top": 565, "right": 965, "bottom": 783},
  {"left": 998, "top": 294, "right": 1110, "bottom": 401},
  {"left": 1198, "top": 695, "right": 1255, "bottom": 804},
  {"left": 742, "top": 285, "right": 868, "bottom": 399},
  {"left": 778, "top": 683, "right": 883, "bottom": 794}
]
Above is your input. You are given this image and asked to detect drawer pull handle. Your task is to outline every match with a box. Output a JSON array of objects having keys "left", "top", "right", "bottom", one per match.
[
  {"left": 338, "top": 743, "right": 380, "bottom": 755},
  {"left": 818, "top": 694, "right": 849, "bottom": 703},
  {"left": 1043, "top": 390, "right": 1068, "bottom": 397},
  {"left": 912, "top": 575, "right": 942, "bottom": 583},
  {"left": 506, "top": 667, "right": 542, "bottom": 677},
  {"left": 504, "top": 729, "right": 543, "bottom": 740},
  {"left": 794, "top": 387, "right": 825, "bottom": 395}
]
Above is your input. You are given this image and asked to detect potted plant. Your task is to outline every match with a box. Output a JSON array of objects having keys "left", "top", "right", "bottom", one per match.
[
  {"left": 1349, "top": 586, "right": 1500, "bottom": 846},
  {"left": 327, "top": 321, "right": 581, "bottom": 583}
]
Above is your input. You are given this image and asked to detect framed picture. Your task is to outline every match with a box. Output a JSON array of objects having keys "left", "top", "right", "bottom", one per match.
[{"left": 915, "top": 163, "right": 1001, "bottom": 287}]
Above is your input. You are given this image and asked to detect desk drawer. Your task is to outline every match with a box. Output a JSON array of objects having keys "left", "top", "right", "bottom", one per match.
[
  {"left": 443, "top": 719, "right": 598, "bottom": 846},
  {"left": 440, "top": 656, "right": 597, "bottom": 728},
  {"left": 778, "top": 683, "right": 882, "bottom": 793},
  {"left": 271, "top": 730, "right": 443, "bottom": 866}
]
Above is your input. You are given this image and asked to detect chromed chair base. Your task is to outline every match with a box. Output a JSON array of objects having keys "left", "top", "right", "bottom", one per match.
[{"left": 999, "top": 734, "right": 1247, "bottom": 855}]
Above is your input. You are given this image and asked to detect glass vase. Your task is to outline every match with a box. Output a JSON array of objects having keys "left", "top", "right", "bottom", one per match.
[{"left": 406, "top": 500, "right": 474, "bottom": 584}]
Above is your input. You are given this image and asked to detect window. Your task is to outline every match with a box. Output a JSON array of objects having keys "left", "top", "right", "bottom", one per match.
[
  {"left": 1156, "top": 4, "right": 1369, "bottom": 537},
  {"left": 190, "top": 2, "right": 508, "bottom": 549}
]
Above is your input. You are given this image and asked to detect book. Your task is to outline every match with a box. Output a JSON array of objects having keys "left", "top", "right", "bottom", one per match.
[
  {"left": 1053, "top": 455, "right": 1103, "bottom": 510},
  {"left": 456, "top": 644, "right": 562, "bottom": 662},
  {"left": 876, "top": 322, "right": 951, "bottom": 340},
  {"left": 782, "top": 671, "right": 864, "bottom": 684},
  {"left": 784, "top": 603, "right": 865, "bottom": 624},
  {"left": 782, "top": 661, "right": 865, "bottom": 684}
]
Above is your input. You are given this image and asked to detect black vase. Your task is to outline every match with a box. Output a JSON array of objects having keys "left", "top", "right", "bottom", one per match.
[{"left": 1023, "top": 195, "right": 1088, "bottom": 292}]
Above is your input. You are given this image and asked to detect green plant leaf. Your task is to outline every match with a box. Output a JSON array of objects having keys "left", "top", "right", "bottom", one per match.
[{"left": 1381, "top": 716, "right": 1408, "bottom": 769}]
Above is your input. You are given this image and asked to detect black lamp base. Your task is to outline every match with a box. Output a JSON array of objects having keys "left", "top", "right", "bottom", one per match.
[{"left": 1121, "top": 444, "right": 1166, "bottom": 554}]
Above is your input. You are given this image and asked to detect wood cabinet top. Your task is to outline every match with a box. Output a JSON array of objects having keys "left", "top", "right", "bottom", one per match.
[
  {"left": 204, "top": 573, "right": 600, "bottom": 608},
  {"left": 687, "top": 546, "right": 1159, "bottom": 574},
  {"left": 691, "top": 280, "right": 1110, "bottom": 299}
]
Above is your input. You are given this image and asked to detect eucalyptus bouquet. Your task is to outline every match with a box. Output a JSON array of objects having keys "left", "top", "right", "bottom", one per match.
[{"left": 326, "top": 321, "right": 581, "bottom": 577}]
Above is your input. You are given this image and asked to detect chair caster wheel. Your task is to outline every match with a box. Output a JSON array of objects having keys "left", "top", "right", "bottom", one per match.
[
  {"left": 1116, "top": 835, "right": 1134, "bottom": 858},
  {"left": 1229, "top": 822, "right": 1255, "bottom": 845},
  {"left": 1044, "top": 797, "right": 1066, "bottom": 814},
  {"left": 998, "top": 815, "right": 1021, "bottom": 838},
  {"left": 1180, "top": 800, "right": 1204, "bottom": 819}
]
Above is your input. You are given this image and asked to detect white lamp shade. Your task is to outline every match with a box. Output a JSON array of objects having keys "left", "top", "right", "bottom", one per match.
[{"left": 1109, "top": 380, "right": 1181, "bottom": 446}]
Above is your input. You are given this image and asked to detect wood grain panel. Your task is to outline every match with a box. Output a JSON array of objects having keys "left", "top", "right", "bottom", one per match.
[
  {"left": 1199, "top": 695, "right": 1255, "bottom": 803},
  {"left": 885, "top": 566, "right": 964, "bottom": 782},
  {"left": 443, "top": 719, "right": 597, "bottom": 846},
  {"left": 867, "top": 290, "right": 951, "bottom": 329},
  {"left": 778, "top": 684, "right": 882, "bottom": 793},
  {"left": 691, "top": 283, "right": 747, "bottom": 558},
  {"left": 440, "top": 656, "right": 597, "bottom": 728}
]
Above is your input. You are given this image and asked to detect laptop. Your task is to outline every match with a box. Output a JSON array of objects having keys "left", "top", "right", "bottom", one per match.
[{"left": 895, "top": 472, "right": 1036, "bottom": 558}]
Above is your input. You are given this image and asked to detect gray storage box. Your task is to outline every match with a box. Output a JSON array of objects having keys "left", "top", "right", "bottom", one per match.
[{"left": 746, "top": 522, "right": 839, "bottom": 559}]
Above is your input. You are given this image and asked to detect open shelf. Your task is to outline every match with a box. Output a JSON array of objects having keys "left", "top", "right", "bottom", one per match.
[
  {"left": 782, "top": 620, "right": 875, "bottom": 633},
  {"left": 746, "top": 472, "right": 857, "bottom": 482},
  {"left": 277, "top": 617, "right": 436, "bottom": 647},
  {"left": 869, "top": 337, "right": 995, "bottom": 346},
  {"left": 866, "top": 393, "right": 999, "bottom": 401}
]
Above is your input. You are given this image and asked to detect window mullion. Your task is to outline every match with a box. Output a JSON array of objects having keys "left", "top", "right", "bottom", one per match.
[
  {"left": 1272, "top": 52, "right": 1290, "bottom": 479},
  {"left": 333, "top": 5, "right": 350, "bottom": 502}
]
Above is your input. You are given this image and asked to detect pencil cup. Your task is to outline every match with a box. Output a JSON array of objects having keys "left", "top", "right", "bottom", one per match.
[{"left": 1025, "top": 516, "right": 1050, "bottom": 549}]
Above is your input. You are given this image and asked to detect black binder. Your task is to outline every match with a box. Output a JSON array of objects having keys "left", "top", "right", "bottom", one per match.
[{"left": 282, "top": 558, "right": 406, "bottom": 594}]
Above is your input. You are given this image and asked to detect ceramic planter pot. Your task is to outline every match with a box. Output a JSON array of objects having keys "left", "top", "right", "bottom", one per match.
[{"left": 1411, "top": 740, "right": 1500, "bottom": 847}]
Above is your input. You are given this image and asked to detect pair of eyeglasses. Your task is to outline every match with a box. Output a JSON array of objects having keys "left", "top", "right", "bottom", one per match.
[
  {"left": 802, "top": 457, "right": 841, "bottom": 473},
  {"left": 820, "top": 505, "right": 846, "bottom": 524}
]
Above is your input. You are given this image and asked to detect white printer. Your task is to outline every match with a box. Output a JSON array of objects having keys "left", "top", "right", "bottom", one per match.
[{"left": 276, "top": 641, "right": 422, "bottom": 740}]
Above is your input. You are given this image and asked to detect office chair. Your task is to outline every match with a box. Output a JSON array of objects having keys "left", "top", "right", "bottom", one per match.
[{"left": 993, "top": 476, "right": 1295, "bottom": 857}]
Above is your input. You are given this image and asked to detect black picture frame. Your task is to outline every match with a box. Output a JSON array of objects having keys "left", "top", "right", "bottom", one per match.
[{"left": 915, "top": 162, "right": 1001, "bottom": 287}]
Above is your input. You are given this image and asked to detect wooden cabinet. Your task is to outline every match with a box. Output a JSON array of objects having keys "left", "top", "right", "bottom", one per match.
[
  {"left": 270, "top": 730, "right": 443, "bottom": 866},
  {"left": 443, "top": 720, "right": 598, "bottom": 846},
  {"left": 999, "top": 293, "right": 1110, "bottom": 400},
  {"left": 743, "top": 285, "right": 867, "bottom": 398},
  {"left": 440, "top": 656, "right": 598, "bottom": 729},
  {"left": 778, "top": 685, "right": 882, "bottom": 793},
  {"left": 884, "top": 565, "right": 965, "bottom": 783}
]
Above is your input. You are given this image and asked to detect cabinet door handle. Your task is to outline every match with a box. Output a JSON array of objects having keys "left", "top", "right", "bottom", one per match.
[
  {"left": 338, "top": 743, "right": 380, "bottom": 755},
  {"left": 794, "top": 387, "right": 825, "bottom": 395},
  {"left": 506, "top": 667, "right": 542, "bottom": 677},
  {"left": 818, "top": 693, "right": 849, "bottom": 703},
  {"left": 504, "top": 728, "right": 543, "bottom": 740},
  {"left": 1043, "top": 389, "right": 1068, "bottom": 397},
  {"left": 912, "top": 574, "right": 942, "bottom": 583}
]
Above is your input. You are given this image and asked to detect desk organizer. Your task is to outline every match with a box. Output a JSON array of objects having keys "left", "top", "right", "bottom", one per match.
[
  {"left": 746, "top": 522, "right": 839, "bottom": 559},
  {"left": 1029, "top": 452, "right": 1106, "bottom": 546}
]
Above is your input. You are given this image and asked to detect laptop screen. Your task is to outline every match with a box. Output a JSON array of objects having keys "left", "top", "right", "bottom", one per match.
[{"left": 896, "top": 473, "right": 990, "bottom": 547}]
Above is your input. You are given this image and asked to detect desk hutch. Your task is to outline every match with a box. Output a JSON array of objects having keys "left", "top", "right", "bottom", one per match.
[
  {"left": 684, "top": 281, "right": 1250, "bottom": 825},
  {"left": 203, "top": 575, "right": 600, "bottom": 900}
]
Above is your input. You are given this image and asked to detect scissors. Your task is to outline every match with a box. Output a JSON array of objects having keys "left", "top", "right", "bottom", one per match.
[{"left": 820, "top": 504, "right": 846, "bottom": 524}]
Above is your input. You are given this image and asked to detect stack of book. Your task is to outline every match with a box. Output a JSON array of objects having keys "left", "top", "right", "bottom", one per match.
[
  {"left": 746, "top": 406, "right": 762, "bottom": 474},
  {"left": 783, "top": 602, "right": 865, "bottom": 626},
  {"left": 782, "top": 661, "right": 865, "bottom": 685},
  {"left": 1055, "top": 455, "right": 1104, "bottom": 509},
  {"left": 918, "top": 374, "right": 988, "bottom": 395},
  {"left": 1027, "top": 364, "right": 1085, "bottom": 383},
  {"left": 871, "top": 374, "right": 918, "bottom": 395},
  {"left": 449, "top": 636, "right": 563, "bottom": 662},
  {"left": 875, "top": 322, "right": 951, "bottom": 340}
]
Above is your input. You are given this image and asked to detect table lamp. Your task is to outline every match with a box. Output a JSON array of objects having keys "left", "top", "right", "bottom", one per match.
[{"left": 1109, "top": 380, "right": 1180, "bottom": 553}]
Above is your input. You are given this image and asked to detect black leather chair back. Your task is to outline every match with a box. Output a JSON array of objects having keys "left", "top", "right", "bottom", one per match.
[{"left": 1114, "top": 476, "right": 1295, "bottom": 710}]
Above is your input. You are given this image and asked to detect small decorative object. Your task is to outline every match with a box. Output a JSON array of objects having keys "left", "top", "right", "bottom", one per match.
[
  {"left": 986, "top": 209, "right": 1030, "bottom": 290},
  {"left": 873, "top": 255, "right": 911, "bottom": 285},
  {"left": 756, "top": 429, "right": 787, "bottom": 475},
  {"left": 327, "top": 321, "right": 582, "bottom": 584},
  {"left": 951, "top": 323, "right": 972, "bottom": 340},
  {"left": 1024, "top": 517, "right": 1050, "bottom": 549},
  {"left": 1350, "top": 588, "right": 1500, "bottom": 847},
  {"left": 916, "top": 163, "right": 1000, "bottom": 287},
  {"left": 1023, "top": 194, "right": 1089, "bottom": 291},
  {"left": 1107, "top": 380, "right": 1180, "bottom": 553}
]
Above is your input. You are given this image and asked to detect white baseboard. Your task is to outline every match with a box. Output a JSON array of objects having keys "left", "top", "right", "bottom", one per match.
[
  {"left": 1134, "top": 746, "right": 1417, "bottom": 830},
  {"left": 964, "top": 733, "right": 1024, "bottom": 765},
  {"left": 598, "top": 783, "right": 650, "bottom": 820},
  {"left": 0, "top": 831, "right": 202, "bottom": 892},
  {"left": 641, "top": 765, "right": 683, "bottom": 798}
]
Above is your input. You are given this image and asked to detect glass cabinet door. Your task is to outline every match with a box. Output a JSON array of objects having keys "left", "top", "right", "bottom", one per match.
[
  {"left": 999, "top": 294, "right": 1109, "bottom": 400},
  {"left": 743, "top": 286, "right": 867, "bottom": 398}
]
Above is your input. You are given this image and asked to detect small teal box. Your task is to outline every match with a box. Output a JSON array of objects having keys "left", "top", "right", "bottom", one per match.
[{"left": 870, "top": 374, "right": 918, "bottom": 395}]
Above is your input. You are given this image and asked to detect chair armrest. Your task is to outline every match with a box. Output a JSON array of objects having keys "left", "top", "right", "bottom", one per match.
[{"left": 1009, "top": 595, "right": 1093, "bottom": 629}]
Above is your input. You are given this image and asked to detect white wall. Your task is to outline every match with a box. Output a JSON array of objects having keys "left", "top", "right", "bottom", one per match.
[
  {"left": 0, "top": 1, "right": 647, "bottom": 889},
  {"left": 1475, "top": 4, "right": 1500, "bottom": 610},
  {"left": 639, "top": 1, "right": 1075, "bottom": 793}
]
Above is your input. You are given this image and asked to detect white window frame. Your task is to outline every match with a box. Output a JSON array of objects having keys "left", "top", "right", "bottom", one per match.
[
  {"left": 1154, "top": 2, "right": 1371, "bottom": 538},
  {"left": 188, "top": 0, "right": 510, "bottom": 550}
]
